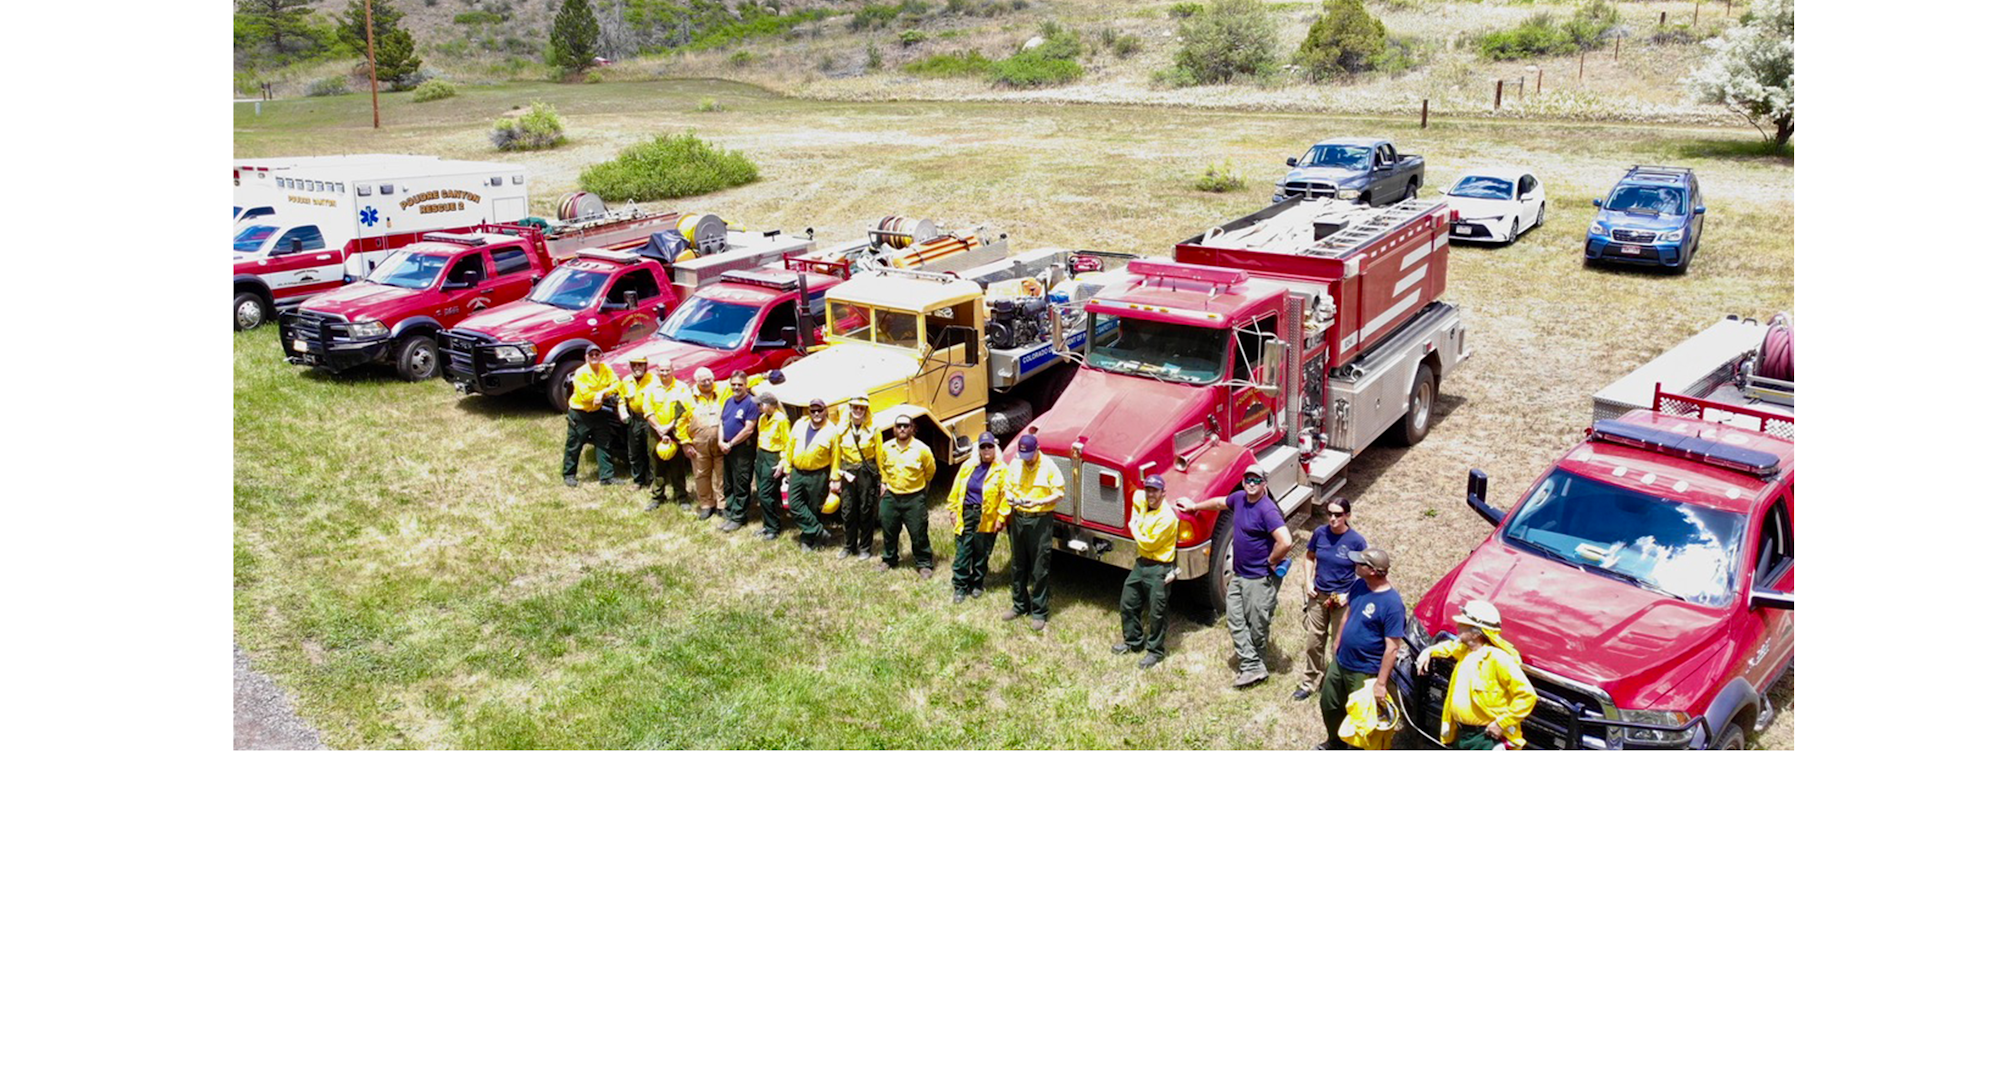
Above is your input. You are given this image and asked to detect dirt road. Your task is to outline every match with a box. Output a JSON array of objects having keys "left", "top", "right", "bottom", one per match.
[{"left": 234, "top": 643, "right": 324, "bottom": 751}]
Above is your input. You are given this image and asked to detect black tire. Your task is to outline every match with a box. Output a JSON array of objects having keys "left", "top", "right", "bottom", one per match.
[
  {"left": 234, "top": 292, "right": 267, "bottom": 332},
  {"left": 1505, "top": 217, "right": 1519, "bottom": 244},
  {"left": 1713, "top": 723, "right": 1746, "bottom": 750},
  {"left": 1404, "top": 180, "right": 1419, "bottom": 203},
  {"left": 1534, "top": 202, "right": 1545, "bottom": 229},
  {"left": 546, "top": 353, "right": 585, "bottom": 412},
  {"left": 1199, "top": 508, "right": 1235, "bottom": 618},
  {"left": 1390, "top": 364, "right": 1437, "bottom": 446},
  {"left": 394, "top": 334, "right": 440, "bottom": 381}
]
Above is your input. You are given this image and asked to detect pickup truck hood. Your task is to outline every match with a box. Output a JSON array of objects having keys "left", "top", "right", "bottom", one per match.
[
  {"left": 769, "top": 342, "right": 915, "bottom": 407},
  {"left": 1011, "top": 367, "right": 1210, "bottom": 466},
  {"left": 604, "top": 336, "right": 730, "bottom": 382},
  {"left": 1281, "top": 166, "right": 1368, "bottom": 189},
  {"left": 1418, "top": 537, "right": 1730, "bottom": 712},
  {"left": 300, "top": 281, "right": 422, "bottom": 319},
  {"left": 452, "top": 301, "right": 582, "bottom": 342}
]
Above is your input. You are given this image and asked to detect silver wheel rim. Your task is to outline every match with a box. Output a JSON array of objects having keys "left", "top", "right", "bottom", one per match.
[
  {"left": 408, "top": 342, "right": 436, "bottom": 378},
  {"left": 236, "top": 299, "right": 262, "bottom": 329},
  {"left": 1412, "top": 379, "right": 1433, "bottom": 431}
]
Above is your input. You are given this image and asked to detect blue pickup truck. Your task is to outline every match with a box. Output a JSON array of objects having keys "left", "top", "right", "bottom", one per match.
[
  {"left": 1584, "top": 166, "right": 1707, "bottom": 272},
  {"left": 1272, "top": 139, "right": 1425, "bottom": 206}
]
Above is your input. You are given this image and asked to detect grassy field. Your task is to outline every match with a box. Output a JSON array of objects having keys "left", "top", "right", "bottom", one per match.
[{"left": 233, "top": 78, "right": 1793, "bottom": 749}]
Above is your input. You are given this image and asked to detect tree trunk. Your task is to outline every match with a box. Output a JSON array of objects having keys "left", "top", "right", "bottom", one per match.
[{"left": 1774, "top": 115, "right": 1793, "bottom": 148}]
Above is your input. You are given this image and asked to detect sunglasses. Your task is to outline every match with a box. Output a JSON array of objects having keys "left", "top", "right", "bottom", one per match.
[{"left": 895, "top": 422, "right": 913, "bottom": 428}]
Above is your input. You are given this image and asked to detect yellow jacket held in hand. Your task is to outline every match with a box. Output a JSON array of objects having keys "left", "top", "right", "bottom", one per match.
[
  {"left": 1128, "top": 500, "right": 1179, "bottom": 563},
  {"left": 1338, "top": 679, "right": 1399, "bottom": 750},
  {"left": 568, "top": 361, "right": 620, "bottom": 411},
  {"left": 1421, "top": 632, "right": 1536, "bottom": 748},
  {"left": 879, "top": 437, "right": 936, "bottom": 494},
  {"left": 948, "top": 457, "right": 1010, "bottom": 534}
]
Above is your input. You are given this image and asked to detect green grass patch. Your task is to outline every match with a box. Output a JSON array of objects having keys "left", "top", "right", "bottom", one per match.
[
  {"left": 903, "top": 49, "right": 995, "bottom": 78},
  {"left": 1194, "top": 160, "right": 1245, "bottom": 192},
  {"left": 684, "top": 8, "right": 832, "bottom": 51},
  {"left": 577, "top": 130, "right": 759, "bottom": 201}
]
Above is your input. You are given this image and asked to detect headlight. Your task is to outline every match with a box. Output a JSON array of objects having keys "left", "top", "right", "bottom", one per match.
[
  {"left": 351, "top": 319, "right": 389, "bottom": 339},
  {"left": 494, "top": 343, "right": 535, "bottom": 364},
  {"left": 1588, "top": 221, "right": 1608, "bottom": 237},
  {"left": 1337, "top": 188, "right": 1362, "bottom": 199},
  {"left": 1657, "top": 228, "right": 1684, "bottom": 243},
  {"left": 1621, "top": 710, "right": 1696, "bottom": 748}
]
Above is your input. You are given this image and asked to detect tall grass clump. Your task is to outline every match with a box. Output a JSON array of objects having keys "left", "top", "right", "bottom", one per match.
[
  {"left": 490, "top": 102, "right": 567, "bottom": 151},
  {"left": 993, "top": 20, "right": 1084, "bottom": 87},
  {"left": 903, "top": 49, "right": 996, "bottom": 77},
  {"left": 1194, "top": 161, "right": 1245, "bottom": 192},
  {"left": 578, "top": 132, "right": 760, "bottom": 202},
  {"left": 411, "top": 79, "right": 458, "bottom": 102}
]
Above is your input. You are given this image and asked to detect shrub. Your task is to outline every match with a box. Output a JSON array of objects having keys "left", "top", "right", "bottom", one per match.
[
  {"left": 1111, "top": 33, "right": 1143, "bottom": 58},
  {"left": 577, "top": 131, "right": 760, "bottom": 202},
  {"left": 901, "top": 30, "right": 927, "bottom": 46},
  {"left": 411, "top": 79, "right": 459, "bottom": 101},
  {"left": 1194, "top": 161, "right": 1245, "bottom": 192},
  {"left": 695, "top": 96, "right": 722, "bottom": 111},
  {"left": 1171, "top": 0, "right": 1278, "bottom": 84},
  {"left": 306, "top": 76, "right": 349, "bottom": 97},
  {"left": 903, "top": 49, "right": 996, "bottom": 77},
  {"left": 729, "top": 49, "right": 755, "bottom": 66},
  {"left": 583, "top": 69, "right": 604, "bottom": 83},
  {"left": 490, "top": 101, "right": 566, "bottom": 151},
  {"left": 1478, "top": 0, "right": 1620, "bottom": 61},
  {"left": 1296, "top": 0, "right": 1384, "bottom": 80},
  {"left": 1372, "top": 33, "right": 1427, "bottom": 77},
  {"left": 1167, "top": 2, "right": 1203, "bottom": 17},
  {"left": 993, "top": 51, "right": 1083, "bottom": 86},
  {"left": 867, "top": 43, "right": 884, "bottom": 69}
]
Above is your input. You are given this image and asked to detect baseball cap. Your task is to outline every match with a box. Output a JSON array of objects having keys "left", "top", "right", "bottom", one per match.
[
  {"left": 628, "top": 354, "right": 650, "bottom": 365},
  {"left": 1018, "top": 434, "right": 1039, "bottom": 455},
  {"left": 1142, "top": 474, "right": 1166, "bottom": 490},
  {"left": 808, "top": 398, "right": 826, "bottom": 409},
  {"left": 1350, "top": 547, "right": 1391, "bottom": 573},
  {"left": 977, "top": 432, "right": 998, "bottom": 447}
]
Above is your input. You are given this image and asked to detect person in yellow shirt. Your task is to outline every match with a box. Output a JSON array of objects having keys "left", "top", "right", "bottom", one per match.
[
  {"left": 1116, "top": 474, "right": 1181, "bottom": 667},
  {"left": 561, "top": 346, "right": 621, "bottom": 486},
  {"left": 946, "top": 432, "right": 1010, "bottom": 602},
  {"left": 1001, "top": 433, "right": 1065, "bottom": 632},
  {"left": 830, "top": 396, "right": 882, "bottom": 560},
  {"left": 641, "top": 365, "right": 695, "bottom": 509},
  {"left": 876, "top": 412, "right": 938, "bottom": 576},
  {"left": 614, "top": 356, "right": 663, "bottom": 491},
  {"left": 684, "top": 367, "right": 728, "bottom": 519},
  {"left": 779, "top": 398, "right": 839, "bottom": 551},
  {"left": 751, "top": 389, "right": 791, "bottom": 541},
  {"left": 1414, "top": 599, "right": 1537, "bottom": 750}
]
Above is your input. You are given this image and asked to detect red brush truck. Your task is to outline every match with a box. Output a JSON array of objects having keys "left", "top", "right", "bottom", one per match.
[
  {"left": 1396, "top": 315, "right": 1795, "bottom": 750},
  {"left": 1018, "top": 197, "right": 1470, "bottom": 612},
  {"left": 597, "top": 256, "right": 853, "bottom": 389},
  {"left": 440, "top": 217, "right": 823, "bottom": 409}
]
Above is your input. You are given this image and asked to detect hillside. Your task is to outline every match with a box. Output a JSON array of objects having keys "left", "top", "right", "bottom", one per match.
[{"left": 239, "top": 0, "right": 1752, "bottom": 129}]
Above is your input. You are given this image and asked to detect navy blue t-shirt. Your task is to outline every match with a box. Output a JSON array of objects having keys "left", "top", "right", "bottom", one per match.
[
  {"left": 1334, "top": 584, "right": 1406, "bottom": 673},
  {"left": 720, "top": 392, "right": 757, "bottom": 443},
  {"left": 1307, "top": 525, "right": 1368, "bottom": 595},
  {"left": 1226, "top": 491, "right": 1288, "bottom": 579}
]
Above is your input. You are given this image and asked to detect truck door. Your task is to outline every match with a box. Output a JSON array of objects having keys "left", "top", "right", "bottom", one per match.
[
  {"left": 266, "top": 225, "right": 335, "bottom": 293},
  {"left": 488, "top": 244, "right": 537, "bottom": 307},
  {"left": 749, "top": 298, "right": 804, "bottom": 374},
  {"left": 1743, "top": 483, "right": 1795, "bottom": 692},
  {"left": 603, "top": 268, "right": 664, "bottom": 344},
  {"left": 439, "top": 251, "right": 488, "bottom": 320},
  {"left": 1226, "top": 315, "right": 1279, "bottom": 448}
]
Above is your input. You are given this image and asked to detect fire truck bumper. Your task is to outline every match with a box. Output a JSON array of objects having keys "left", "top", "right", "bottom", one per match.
[
  {"left": 286, "top": 340, "right": 388, "bottom": 373},
  {"left": 1051, "top": 520, "right": 1213, "bottom": 581},
  {"left": 443, "top": 357, "right": 538, "bottom": 396}
]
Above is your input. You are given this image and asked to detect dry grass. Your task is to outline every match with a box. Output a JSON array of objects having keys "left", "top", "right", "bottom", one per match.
[{"left": 234, "top": 74, "right": 1793, "bottom": 748}]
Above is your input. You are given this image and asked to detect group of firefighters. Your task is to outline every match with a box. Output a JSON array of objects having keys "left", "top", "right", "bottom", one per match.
[{"left": 558, "top": 345, "right": 1538, "bottom": 750}]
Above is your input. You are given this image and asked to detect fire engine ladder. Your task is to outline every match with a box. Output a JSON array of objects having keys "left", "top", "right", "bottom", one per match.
[{"left": 1303, "top": 200, "right": 1438, "bottom": 258}]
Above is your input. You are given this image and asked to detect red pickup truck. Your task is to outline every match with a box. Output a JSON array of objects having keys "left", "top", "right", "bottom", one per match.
[
  {"left": 599, "top": 259, "right": 851, "bottom": 389},
  {"left": 279, "top": 228, "right": 553, "bottom": 381}
]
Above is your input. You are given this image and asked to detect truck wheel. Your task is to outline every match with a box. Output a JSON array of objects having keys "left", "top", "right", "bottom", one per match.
[
  {"left": 1404, "top": 180, "right": 1419, "bottom": 203},
  {"left": 1713, "top": 723, "right": 1746, "bottom": 750},
  {"left": 1199, "top": 508, "right": 1235, "bottom": 619},
  {"left": 1505, "top": 218, "right": 1519, "bottom": 244},
  {"left": 1390, "top": 365, "right": 1437, "bottom": 446},
  {"left": 546, "top": 355, "right": 585, "bottom": 412},
  {"left": 394, "top": 334, "right": 440, "bottom": 381},
  {"left": 234, "top": 293, "right": 267, "bottom": 332}
]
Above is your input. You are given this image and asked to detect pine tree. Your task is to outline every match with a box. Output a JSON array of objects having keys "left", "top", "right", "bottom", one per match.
[
  {"left": 549, "top": 0, "right": 603, "bottom": 76},
  {"left": 236, "top": 0, "right": 322, "bottom": 59},
  {"left": 333, "top": 2, "right": 423, "bottom": 89},
  {"left": 1296, "top": 0, "right": 1385, "bottom": 81}
]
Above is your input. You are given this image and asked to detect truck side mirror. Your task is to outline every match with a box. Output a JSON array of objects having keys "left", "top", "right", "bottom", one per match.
[
  {"left": 1592, "top": 198, "right": 1603, "bottom": 208},
  {"left": 1749, "top": 589, "right": 1793, "bottom": 611},
  {"left": 1467, "top": 469, "right": 1504, "bottom": 526},
  {"left": 1285, "top": 157, "right": 1297, "bottom": 167},
  {"left": 1694, "top": 205, "right": 1706, "bottom": 215}
]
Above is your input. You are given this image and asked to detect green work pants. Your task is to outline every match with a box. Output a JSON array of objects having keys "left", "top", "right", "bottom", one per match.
[
  {"left": 755, "top": 448, "right": 785, "bottom": 536},
  {"left": 1120, "top": 559, "right": 1173, "bottom": 659},
  {"left": 879, "top": 489, "right": 932, "bottom": 569},
  {"left": 788, "top": 467, "right": 830, "bottom": 546},
  {"left": 624, "top": 416, "right": 654, "bottom": 486},
  {"left": 563, "top": 408, "right": 618, "bottom": 482},
  {"left": 840, "top": 462, "right": 881, "bottom": 556},
  {"left": 1319, "top": 666, "right": 1377, "bottom": 750},
  {"left": 723, "top": 441, "right": 757, "bottom": 524},
  {"left": 951, "top": 524, "right": 997, "bottom": 593},
  {"left": 1008, "top": 512, "right": 1055, "bottom": 618},
  {"left": 649, "top": 444, "right": 689, "bottom": 503}
]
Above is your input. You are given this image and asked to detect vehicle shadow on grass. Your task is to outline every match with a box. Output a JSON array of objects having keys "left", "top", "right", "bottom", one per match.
[{"left": 449, "top": 389, "right": 560, "bottom": 420}]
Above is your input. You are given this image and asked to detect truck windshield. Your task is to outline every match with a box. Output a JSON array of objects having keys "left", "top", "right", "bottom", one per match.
[
  {"left": 659, "top": 297, "right": 758, "bottom": 349},
  {"left": 1605, "top": 186, "right": 1684, "bottom": 216},
  {"left": 367, "top": 250, "right": 451, "bottom": 291},
  {"left": 1303, "top": 144, "right": 1371, "bottom": 170},
  {"left": 827, "top": 301, "right": 920, "bottom": 349},
  {"left": 528, "top": 266, "right": 610, "bottom": 310},
  {"left": 233, "top": 224, "right": 277, "bottom": 253},
  {"left": 1502, "top": 468, "right": 1746, "bottom": 606},
  {"left": 1449, "top": 176, "right": 1512, "bottom": 200},
  {"left": 1084, "top": 314, "right": 1228, "bottom": 384}
]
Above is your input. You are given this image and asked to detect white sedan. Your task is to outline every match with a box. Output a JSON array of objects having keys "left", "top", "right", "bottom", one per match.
[{"left": 1444, "top": 169, "right": 1546, "bottom": 244}]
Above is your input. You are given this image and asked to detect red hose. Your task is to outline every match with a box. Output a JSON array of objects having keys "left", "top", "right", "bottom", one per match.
[{"left": 1760, "top": 312, "right": 1793, "bottom": 382}]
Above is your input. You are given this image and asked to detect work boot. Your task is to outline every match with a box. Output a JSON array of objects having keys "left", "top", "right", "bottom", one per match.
[
  {"left": 877, "top": 561, "right": 896, "bottom": 572},
  {"left": 563, "top": 476, "right": 579, "bottom": 488},
  {"left": 720, "top": 519, "right": 743, "bottom": 533},
  {"left": 952, "top": 590, "right": 967, "bottom": 603},
  {"left": 1112, "top": 643, "right": 1133, "bottom": 654},
  {"left": 970, "top": 588, "right": 983, "bottom": 599},
  {"left": 599, "top": 477, "right": 616, "bottom": 486},
  {"left": 1030, "top": 618, "right": 1046, "bottom": 633},
  {"left": 630, "top": 477, "right": 646, "bottom": 488},
  {"left": 646, "top": 498, "right": 665, "bottom": 511},
  {"left": 833, "top": 548, "right": 850, "bottom": 560},
  {"left": 1001, "top": 611, "right": 1024, "bottom": 622},
  {"left": 698, "top": 507, "right": 717, "bottom": 520},
  {"left": 1291, "top": 687, "right": 1315, "bottom": 701},
  {"left": 918, "top": 567, "right": 934, "bottom": 581},
  {"left": 1139, "top": 654, "right": 1164, "bottom": 669},
  {"left": 1233, "top": 669, "right": 1269, "bottom": 689}
]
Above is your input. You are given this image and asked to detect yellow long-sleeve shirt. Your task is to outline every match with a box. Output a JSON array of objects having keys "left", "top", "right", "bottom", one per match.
[
  {"left": 568, "top": 361, "right": 620, "bottom": 412},
  {"left": 1420, "top": 632, "right": 1537, "bottom": 748},
  {"left": 687, "top": 385, "right": 727, "bottom": 432},
  {"left": 1001, "top": 454, "right": 1065, "bottom": 522},
  {"left": 756, "top": 411, "right": 791, "bottom": 453},
  {"left": 787, "top": 417, "right": 838, "bottom": 471},
  {"left": 1128, "top": 500, "right": 1180, "bottom": 563},
  {"left": 879, "top": 437, "right": 936, "bottom": 494},
  {"left": 634, "top": 376, "right": 692, "bottom": 438},
  {"left": 831, "top": 415, "right": 881, "bottom": 473},
  {"left": 948, "top": 456, "right": 1010, "bottom": 534}
]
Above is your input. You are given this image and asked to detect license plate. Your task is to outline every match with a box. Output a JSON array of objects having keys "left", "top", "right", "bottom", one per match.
[
  {"left": 1454, "top": 225, "right": 1471, "bottom": 235},
  {"left": 292, "top": 338, "right": 308, "bottom": 353},
  {"left": 1620, "top": 245, "right": 1642, "bottom": 255}
]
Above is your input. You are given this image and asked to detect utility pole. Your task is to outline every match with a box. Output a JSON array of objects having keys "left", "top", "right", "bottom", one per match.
[{"left": 365, "top": 0, "right": 381, "bottom": 130}]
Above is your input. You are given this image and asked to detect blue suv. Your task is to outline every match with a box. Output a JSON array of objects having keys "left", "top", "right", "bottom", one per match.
[{"left": 1584, "top": 166, "right": 1705, "bottom": 272}]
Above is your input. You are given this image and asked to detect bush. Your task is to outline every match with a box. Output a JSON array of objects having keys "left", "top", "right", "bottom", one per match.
[
  {"left": 1372, "top": 33, "right": 1427, "bottom": 76},
  {"left": 306, "top": 76, "right": 349, "bottom": 97},
  {"left": 1167, "top": 2, "right": 1203, "bottom": 17},
  {"left": 1100, "top": 27, "right": 1143, "bottom": 57},
  {"left": 1194, "top": 161, "right": 1245, "bottom": 192},
  {"left": 1297, "top": 0, "right": 1384, "bottom": 80},
  {"left": 729, "top": 49, "right": 755, "bottom": 66},
  {"left": 411, "top": 79, "right": 458, "bottom": 102},
  {"left": 695, "top": 97, "right": 722, "bottom": 112},
  {"left": 1171, "top": 0, "right": 1278, "bottom": 84},
  {"left": 583, "top": 69, "right": 604, "bottom": 83},
  {"left": 903, "top": 49, "right": 996, "bottom": 77},
  {"left": 1478, "top": 0, "right": 1620, "bottom": 60},
  {"left": 490, "top": 101, "right": 566, "bottom": 151},
  {"left": 867, "top": 43, "right": 884, "bottom": 69},
  {"left": 578, "top": 132, "right": 760, "bottom": 202},
  {"left": 993, "top": 52, "right": 1083, "bottom": 86}
]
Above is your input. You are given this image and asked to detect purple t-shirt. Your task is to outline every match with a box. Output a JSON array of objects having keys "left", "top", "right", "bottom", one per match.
[{"left": 1226, "top": 490, "right": 1287, "bottom": 579}]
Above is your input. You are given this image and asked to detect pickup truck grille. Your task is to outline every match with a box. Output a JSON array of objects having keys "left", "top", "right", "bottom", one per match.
[
  {"left": 291, "top": 311, "right": 351, "bottom": 348},
  {"left": 1282, "top": 181, "right": 1340, "bottom": 200},
  {"left": 441, "top": 329, "right": 488, "bottom": 373},
  {"left": 1409, "top": 657, "right": 1606, "bottom": 750},
  {"left": 1076, "top": 462, "right": 1126, "bottom": 529},
  {"left": 1611, "top": 228, "right": 1657, "bottom": 243}
]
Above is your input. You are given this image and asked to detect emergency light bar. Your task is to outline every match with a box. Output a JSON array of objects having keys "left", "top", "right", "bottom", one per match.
[
  {"left": 1127, "top": 260, "right": 1248, "bottom": 292},
  {"left": 719, "top": 268, "right": 798, "bottom": 290},
  {"left": 420, "top": 232, "right": 485, "bottom": 246},
  {"left": 1587, "top": 418, "right": 1781, "bottom": 480},
  {"left": 574, "top": 247, "right": 641, "bottom": 264}
]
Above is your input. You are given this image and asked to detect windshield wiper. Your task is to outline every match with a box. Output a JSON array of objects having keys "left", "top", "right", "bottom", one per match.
[{"left": 1589, "top": 564, "right": 1687, "bottom": 600}]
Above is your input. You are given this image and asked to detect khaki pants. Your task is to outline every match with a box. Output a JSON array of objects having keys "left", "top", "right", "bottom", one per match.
[
  {"left": 1297, "top": 589, "right": 1349, "bottom": 693},
  {"left": 686, "top": 422, "right": 724, "bottom": 510}
]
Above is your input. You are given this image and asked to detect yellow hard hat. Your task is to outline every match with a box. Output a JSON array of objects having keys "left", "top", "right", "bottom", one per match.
[
  {"left": 821, "top": 491, "right": 842, "bottom": 516},
  {"left": 655, "top": 438, "right": 679, "bottom": 462}
]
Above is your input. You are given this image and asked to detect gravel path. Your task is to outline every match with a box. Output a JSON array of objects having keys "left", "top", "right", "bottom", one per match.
[{"left": 233, "top": 642, "right": 325, "bottom": 751}]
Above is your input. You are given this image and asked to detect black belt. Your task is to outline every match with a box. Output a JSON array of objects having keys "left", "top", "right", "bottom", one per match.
[{"left": 1138, "top": 557, "right": 1174, "bottom": 567}]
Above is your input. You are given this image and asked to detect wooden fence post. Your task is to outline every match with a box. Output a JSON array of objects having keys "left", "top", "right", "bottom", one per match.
[
  {"left": 1494, "top": 78, "right": 1503, "bottom": 110},
  {"left": 1536, "top": 68, "right": 1543, "bottom": 94},
  {"left": 1579, "top": 50, "right": 1585, "bottom": 80},
  {"left": 1614, "top": 36, "right": 1620, "bottom": 61},
  {"left": 1421, "top": 98, "right": 1429, "bottom": 128}
]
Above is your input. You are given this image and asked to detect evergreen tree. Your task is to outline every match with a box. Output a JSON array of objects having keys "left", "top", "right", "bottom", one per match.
[
  {"left": 549, "top": 0, "right": 603, "bottom": 76},
  {"left": 1296, "top": 0, "right": 1385, "bottom": 80},
  {"left": 236, "top": 0, "right": 323, "bottom": 59},
  {"left": 1170, "top": 0, "right": 1278, "bottom": 85},
  {"left": 334, "top": 2, "right": 423, "bottom": 89}
]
